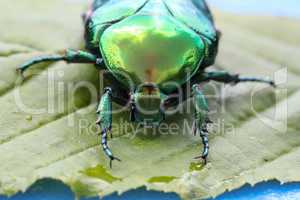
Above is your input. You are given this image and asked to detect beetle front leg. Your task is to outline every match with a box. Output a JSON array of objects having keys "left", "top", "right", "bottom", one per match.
[
  {"left": 17, "top": 49, "right": 104, "bottom": 77},
  {"left": 203, "top": 71, "right": 276, "bottom": 87},
  {"left": 192, "top": 84, "right": 212, "bottom": 164},
  {"left": 96, "top": 87, "right": 121, "bottom": 168}
]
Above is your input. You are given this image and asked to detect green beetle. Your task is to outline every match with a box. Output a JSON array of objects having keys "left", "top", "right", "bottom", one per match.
[{"left": 18, "top": 0, "right": 275, "bottom": 167}]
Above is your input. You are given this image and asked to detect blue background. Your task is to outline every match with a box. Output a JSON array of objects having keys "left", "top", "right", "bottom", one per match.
[
  {"left": 1, "top": 179, "right": 300, "bottom": 200},
  {"left": 2, "top": 0, "right": 299, "bottom": 199}
]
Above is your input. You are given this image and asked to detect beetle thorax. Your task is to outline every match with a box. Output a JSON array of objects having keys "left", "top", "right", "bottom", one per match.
[{"left": 100, "top": 14, "right": 205, "bottom": 92}]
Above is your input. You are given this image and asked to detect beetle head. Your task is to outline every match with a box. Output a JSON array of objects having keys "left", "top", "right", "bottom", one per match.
[{"left": 130, "top": 83, "right": 166, "bottom": 126}]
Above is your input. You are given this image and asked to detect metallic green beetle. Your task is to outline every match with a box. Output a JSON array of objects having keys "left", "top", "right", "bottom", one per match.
[{"left": 18, "top": 0, "right": 275, "bottom": 167}]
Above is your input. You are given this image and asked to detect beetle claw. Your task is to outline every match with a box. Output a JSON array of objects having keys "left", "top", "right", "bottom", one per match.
[
  {"left": 109, "top": 156, "right": 121, "bottom": 169},
  {"left": 16, "top": 68, "right": 25, "bottom": 82},
  {"left": 193, "top": 155, "right": 207, "bottom": 165},
  {"left": 205, "top": 118, "right": 213, "bottom": 124},
  {"left": 270, "top": 81, "right": 277, "bottom": 88},
  {"left": 192, "top": 121, "right": 197, "bottom": 136},
  {"left": 109, "top": 128, "right": 113, "bottom": 139},
  {"left": 193, "top": 118, "right": 210, "bottom": 166}
]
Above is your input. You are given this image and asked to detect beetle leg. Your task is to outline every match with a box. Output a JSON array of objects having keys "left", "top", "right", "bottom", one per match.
[
  {"left": 17, "top": 49, "right": 104, "bottom": 78},
  {"left": 194, "top": 129, "right": 209, "bottom": 165},
  {"left": 96, "top": 87, "right": 121, "bottom": 168},
  {"left": 129, "top": 93, "right": 136, "bottom": 122},
  {"left": 192, "top": 84, "right": 211, "bottom": 164},
  {"left": 203, "top": 71, "right": 276, "bottom": 87},
  {"left": 16, "top": 54, "right": 65, "bottom": 79}
]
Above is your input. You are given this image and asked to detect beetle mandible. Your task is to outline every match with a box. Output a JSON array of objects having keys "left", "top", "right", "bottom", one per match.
[{"left": 18, "top": 0, "right": 275, "bottom": 168}]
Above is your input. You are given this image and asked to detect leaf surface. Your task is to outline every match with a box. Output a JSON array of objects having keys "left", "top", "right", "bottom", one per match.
[{"left": 0, "top": 1, "right": 299, "bottom": 199}]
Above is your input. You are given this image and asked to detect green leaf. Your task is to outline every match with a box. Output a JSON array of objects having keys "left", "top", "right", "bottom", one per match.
[
  {"left": 81, "top": 165, "right": 122, "bottom": 183},
  {"left": 0, "top": 1, "right": 300, "bottom": 199},
  {"left": 148, "top": 176, "right": 177, "bottom": 184}
]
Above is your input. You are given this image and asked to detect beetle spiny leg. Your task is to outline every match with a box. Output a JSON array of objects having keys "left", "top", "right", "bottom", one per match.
[
  {"left": 130, "top": 93, "right": 136, "bottom": 122},
  {"left": 238, "top": 76, "right": 276, "bottom": 88},
  {"left": 192, "top": 84, "right": 210, "bottom": 165},
  {"left": 101, "top": 128, "right": 121, "bottom": 169},
  {"left": 204, "top": 71, "right": 276, "bottom": 88},
  {"left": 193, "top": 120, "right": 210, "bottom": 165},
  {"left": 17, "top": 54, "right": 65, "bottom": 77},
  {"left": 97, "top": 87, "right": 121, "bottom": 168}
]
